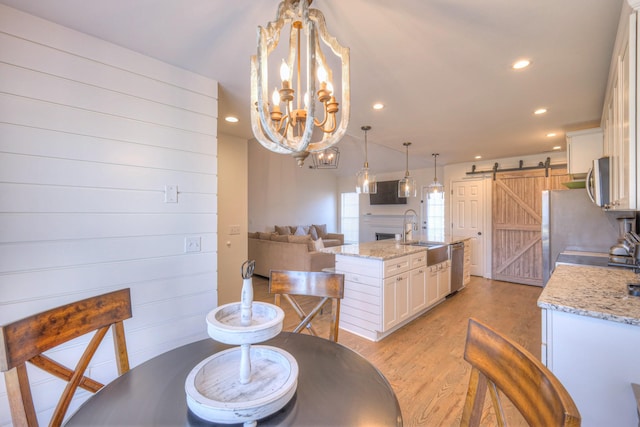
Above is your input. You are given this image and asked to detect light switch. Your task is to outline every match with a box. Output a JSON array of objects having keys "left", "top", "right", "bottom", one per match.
[
  {"left": 229, "top": 225, "right": 241, "bottom": 235},
  {"left": 185, "top": 237, "right": 201, "bottom": 253},
  {"left": 164, "top": 185, "right": 178, "bottom": 203}
]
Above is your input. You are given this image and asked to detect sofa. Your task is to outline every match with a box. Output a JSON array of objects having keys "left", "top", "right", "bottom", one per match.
[{"left": 248, "top": 224, "right": 344, "bottom": 277}]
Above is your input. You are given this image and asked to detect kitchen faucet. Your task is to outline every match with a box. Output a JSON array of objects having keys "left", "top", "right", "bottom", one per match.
[{"left": 402, "top": 209, "right": 418, "bottom": 243}]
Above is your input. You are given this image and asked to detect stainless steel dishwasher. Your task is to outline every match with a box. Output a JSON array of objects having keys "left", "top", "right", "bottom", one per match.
[{"left": 449, "top": 242, "right": 465, "bottom": 294}]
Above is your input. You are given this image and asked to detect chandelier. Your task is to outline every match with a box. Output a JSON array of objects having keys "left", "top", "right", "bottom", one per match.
[
  {"left": 311, "top": 147, "right": 340, "bottom": 169},
  {"left": 250, "top": 0, "right": 350, "bottom": 166}
]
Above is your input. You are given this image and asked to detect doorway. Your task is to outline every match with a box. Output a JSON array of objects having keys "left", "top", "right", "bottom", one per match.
[
  {"left": 450, "top": 179, "right": 485, "bottom": 277},
  {"left": 491, "top": 169, "right": 569, "bottom": 286}
]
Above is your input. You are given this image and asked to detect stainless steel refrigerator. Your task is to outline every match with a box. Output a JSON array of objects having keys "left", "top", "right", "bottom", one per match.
[{"left": 541, "top": 189, "right": 622, "bottom": 285}]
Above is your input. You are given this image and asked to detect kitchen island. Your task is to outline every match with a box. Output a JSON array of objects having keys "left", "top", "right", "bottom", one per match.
[
  {"left": 538, "top": 264, "right": 640, "bottom": 427},
  {"left": 323, "top": 239, "right": 461, "bottom": 341}
]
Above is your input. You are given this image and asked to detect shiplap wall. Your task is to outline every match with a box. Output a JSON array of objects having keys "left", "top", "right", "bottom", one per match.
[{"left": 0, "top": 5, "right": 218, "bottom": 425}]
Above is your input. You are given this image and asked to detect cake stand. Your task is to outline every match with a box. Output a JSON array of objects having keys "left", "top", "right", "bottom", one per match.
[{"left": 185, "top": 260, "right": 298, "bottom": 426}]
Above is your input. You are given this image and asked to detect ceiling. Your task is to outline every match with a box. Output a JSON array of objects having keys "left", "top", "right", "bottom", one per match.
[{"left": 0, "top": 0, "right": 625, "bottom": 175}]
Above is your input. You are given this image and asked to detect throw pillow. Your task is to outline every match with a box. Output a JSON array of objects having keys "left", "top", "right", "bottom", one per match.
[
  {"left": 313, "top": 237, "right": 325, "bottom": 251},
  {"left": 275, "top": 225, "right": 292, "bottom": 235},
  {"left": 294, "top": 225, "right": 310, "bottom": 236},
  {"left": 248, "top": 232, "right": 259, "bottom": 239},
  {"left": 272, "top": 234, "right": 289, "bottom": 242},
  {"left": 312, "top": 224, "right": 327, "bottom": 238},
  {"left": 309, "top": 226, "right": 319, "bottom": 240},
  {"left": 258, "top": 232, "right": 273, "bottom": 240}
]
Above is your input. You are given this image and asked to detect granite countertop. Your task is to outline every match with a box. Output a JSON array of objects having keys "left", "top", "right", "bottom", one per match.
[
  {"left": 538, "top": 264, "right": 640, "bottom": 325},
  {"left": 322, "top": 240, "right": 431, "bottom": 260}
]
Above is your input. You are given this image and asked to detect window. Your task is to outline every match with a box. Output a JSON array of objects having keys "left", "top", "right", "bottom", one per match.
[
  {"left": 422, "top": 187, "right": 445, "bottom": 242},
  {"left": 340, "top": 192, "right": 359, "bottom": 244}
]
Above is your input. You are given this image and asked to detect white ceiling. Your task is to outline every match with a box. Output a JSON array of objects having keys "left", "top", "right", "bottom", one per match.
[{"left": 0, "top": 0, "right": 625, "bottom": 175}]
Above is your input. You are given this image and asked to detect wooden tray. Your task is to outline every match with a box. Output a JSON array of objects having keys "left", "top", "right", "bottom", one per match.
[
  {"left": 207, "top": 302, "right": 284, "bottom": 345},
  {"left": 185, "top": 345, "right": 298, "bottom": 425}
]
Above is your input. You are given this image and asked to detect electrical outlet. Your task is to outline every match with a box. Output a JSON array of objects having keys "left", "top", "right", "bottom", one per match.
[
  {"left": 229, "top": 225, "right": 241, "bottom": 235},
  {"left": 164, "top": 185, "right": 178, "bottom": 203},
  {"left": 185, "top": 236, "right": 201, "bottom": 253}
]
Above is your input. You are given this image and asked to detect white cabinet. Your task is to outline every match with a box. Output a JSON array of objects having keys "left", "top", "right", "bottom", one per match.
[
  {"left": 437, "top": 260, "right": 451, "bottom": 300},
  {"left": 427, "top": 260, "right": 451, "bottom": 305},
  {"left": 602, "top": 8, "right": 637, "bottom": 210},
  {"left": 409, "top": 252, "right": 427, "bottom": 314},
  {"left": 383, "top": 272, "right": 409, "bottom": 330},
  {"left": 336, "top": 250, "right": 442, "bottom": 342},
  {"left": 463, "top": 239, "right": 471, "bottom": 285},
  {"left": 565, "top": 128, "right": 603, "bottom": 178},
  {"left": 410, "top": 266, "right": 427, "bottom": 314},
  {"left": 542, "top": 308, "right": 640, "bottom": 426}
]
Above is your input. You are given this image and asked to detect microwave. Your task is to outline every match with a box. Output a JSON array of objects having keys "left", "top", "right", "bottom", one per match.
[{"left": 586, "top": 157, "right": 610, "bottom": 207}]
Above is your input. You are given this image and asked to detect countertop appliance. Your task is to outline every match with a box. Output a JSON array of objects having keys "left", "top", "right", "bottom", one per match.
[
  {"left": 609, "top": 230, "right": 640, "bottom": 268},
  {"left": 449, "top": 242, "right": 465, "bottom": 294},
  {"left": 542, "top": 189, "right": 621, "bottom": 284}
]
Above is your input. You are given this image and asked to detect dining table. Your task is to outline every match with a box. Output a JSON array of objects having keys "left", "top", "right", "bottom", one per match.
[{"left": 65, "top": 332, "right": 403, "bottom": 426}]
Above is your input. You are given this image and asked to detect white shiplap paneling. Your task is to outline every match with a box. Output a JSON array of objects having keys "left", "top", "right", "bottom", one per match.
[{"left": 0, "top": 4, "right": 218, "bottom": 425}]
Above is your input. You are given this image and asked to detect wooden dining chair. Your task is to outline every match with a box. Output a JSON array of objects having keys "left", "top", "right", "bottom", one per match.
[
  {"left": 460, "top": 317, "right": 580, "bottom": 427},
  {"left": 0, "top": 288, "right": 132, "bottom": 427},
  {"left": 269, "top": 270, "right": 345, "bottom": 342}
]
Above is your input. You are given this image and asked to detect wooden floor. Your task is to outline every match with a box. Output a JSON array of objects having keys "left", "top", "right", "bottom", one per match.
[{"left": 254, "top": 275, "right": 543, "bottom": 426}]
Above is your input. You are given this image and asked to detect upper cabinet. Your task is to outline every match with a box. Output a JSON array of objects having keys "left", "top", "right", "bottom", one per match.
[
  {"left": 602, "top": 2, "right": 637, "bottom": 210},
  {"left": 566, "top": 128, "right": 603, "bottom": 179}
]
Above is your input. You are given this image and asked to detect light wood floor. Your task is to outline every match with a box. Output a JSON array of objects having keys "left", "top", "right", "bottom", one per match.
[{"left": 254, "top": 275, "right": 543, "bottom": 426}]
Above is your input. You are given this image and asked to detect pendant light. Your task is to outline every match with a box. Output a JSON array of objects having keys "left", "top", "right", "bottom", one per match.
[
  {"left": 428, "top": 153, "right": 444, "bottom": 198},
  {"left": 356, "top": 126, "right": 377, "bottom": 194},
  {"left": 398, "top": 142, "right": 416, "bottom": 197}
]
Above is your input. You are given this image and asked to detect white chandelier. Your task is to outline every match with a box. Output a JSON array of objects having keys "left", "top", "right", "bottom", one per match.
[{"left": 250, "top": 0, "right": 350, "bottom": 166}]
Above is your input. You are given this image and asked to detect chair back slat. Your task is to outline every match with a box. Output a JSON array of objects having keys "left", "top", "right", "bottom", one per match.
[
  {"left": 269, "top": 270, "right": 344, "bottom": 342},
  {"left": 461, "top": 318, "right": 580, "bottom": 427},
  {"left": 270, "top": 270, "right": 344, "bottom": 299},
  {"left": 0, "top": 288, "right": 132, "bottom": 427},
  {"left": 0, "top": 289, "right": 132, "bottom": 371}
]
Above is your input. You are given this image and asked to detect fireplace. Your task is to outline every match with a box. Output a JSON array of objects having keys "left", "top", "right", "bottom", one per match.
[{"left": 375, "top": 232, "right": 396, "bottom": 241}]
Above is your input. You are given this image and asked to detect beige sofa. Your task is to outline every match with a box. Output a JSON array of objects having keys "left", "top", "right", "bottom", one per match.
[{"left": 248, "top": 225, "right": 344, "bottom": 277}]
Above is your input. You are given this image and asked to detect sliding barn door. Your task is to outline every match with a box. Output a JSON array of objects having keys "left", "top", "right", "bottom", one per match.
[{"left": 492, "top": 169, "right": 569, "bottom": 286}]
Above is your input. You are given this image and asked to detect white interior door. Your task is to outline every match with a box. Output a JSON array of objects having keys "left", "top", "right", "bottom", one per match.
[{"left": 450, "top": 179, "right": 484, "bottom": 277}]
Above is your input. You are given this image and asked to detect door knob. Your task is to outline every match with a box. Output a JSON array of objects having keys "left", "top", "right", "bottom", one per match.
[{"left": 477, "top": 232, "right": 482, "bottom": 236}]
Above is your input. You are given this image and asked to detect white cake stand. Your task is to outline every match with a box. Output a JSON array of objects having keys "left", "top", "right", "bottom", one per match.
[{"left": 185, "top": 268, "right": 298, "bottom": 427}]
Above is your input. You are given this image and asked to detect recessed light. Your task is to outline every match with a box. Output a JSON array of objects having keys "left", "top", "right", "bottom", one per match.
[
  {"left": 474, "top": 155, "right": 482, "bottom": 159},
  {"left": 552, "top": 146, "right": 562, "bottom": 150},
  {"left": 225, "top": 116, "right": 239, "bottom": 123},
  {"left": 513, "top": 59, "right": 531, "bottom": 69},
  {"left": 534, "top": 108, "right": 547, "bottom": 115},
  {"left": 372, "top": 103, "right": 384, "bottom": 110},
  {"left": 546, "top": 132, "right": 557, "bottom": 137}
]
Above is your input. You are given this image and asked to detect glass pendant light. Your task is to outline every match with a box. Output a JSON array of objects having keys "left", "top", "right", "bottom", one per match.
[
  {"left": 398, "top": 142, "right": 416, "bottom": 197},
  {"left": 356, "top": 126, "right": 377, "bottom": 194},
  {"left": 428, "top": 153, "right": 444, "bottom": 198}
]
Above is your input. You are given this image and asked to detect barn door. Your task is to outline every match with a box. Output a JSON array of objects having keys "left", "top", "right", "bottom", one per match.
[{"left": 492, "top": 169, "right": 569, "bottom": 286}]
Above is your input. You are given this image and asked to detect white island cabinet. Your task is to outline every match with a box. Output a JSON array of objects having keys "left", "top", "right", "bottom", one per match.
[
  {"left": 326, "top": 240, "right": 450, "bottom": 342},
  {"left": 539, "top": 264, "right": 640, "bottom": 427}
]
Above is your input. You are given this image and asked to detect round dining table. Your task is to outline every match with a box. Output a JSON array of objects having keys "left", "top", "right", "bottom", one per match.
[{"left": 65, "top": 332, "right": 403, "bottom": 426}]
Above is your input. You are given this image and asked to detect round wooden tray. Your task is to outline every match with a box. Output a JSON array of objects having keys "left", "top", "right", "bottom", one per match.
[
  {"left": 207, "top": 302, "right": 284, "bottom": 345},
  {"left": 185, "top": 345, "right": 298, "bottom": 425}
]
